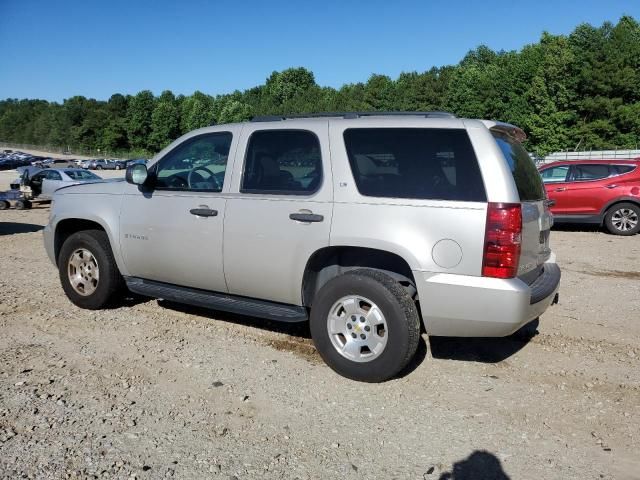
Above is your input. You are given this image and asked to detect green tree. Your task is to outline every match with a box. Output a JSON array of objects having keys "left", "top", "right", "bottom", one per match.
[
  {"left": 126, "top": 90, "right": 155, "bottom": 151},
  {"left": 150, "top": 90, "right": 180, "bottom": 150}
]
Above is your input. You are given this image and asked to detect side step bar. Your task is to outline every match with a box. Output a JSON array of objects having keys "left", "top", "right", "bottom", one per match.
[{"left": 125, "top": 277, "right": 308, "bottom": 323}]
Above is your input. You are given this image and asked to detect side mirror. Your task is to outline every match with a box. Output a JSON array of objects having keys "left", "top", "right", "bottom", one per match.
[{"left": 126, "top": 163, "right": 149, "bottom": 185}]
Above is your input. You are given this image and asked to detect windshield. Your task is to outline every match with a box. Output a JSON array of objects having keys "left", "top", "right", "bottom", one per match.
[
  {"left": 65, "top": 170, "right": 100, "bottom": 180},
  {"left": 492, "top": 131, "right": 545, "bottom": 201}
]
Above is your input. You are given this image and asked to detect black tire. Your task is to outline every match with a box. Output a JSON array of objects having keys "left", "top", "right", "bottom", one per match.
[
  {"left": 309, "top": 269, "right": 421, "bottom": 382},
  {"left": 0, "top": 200, "right": 9, "bottom": 210},
  {"left": 604, "top": 202, "right": 640, "bottom": 236},
  {"left": 58, "top": 229, "right": 125, "bottom": 309},
  {"left": 14, "top": 199, "right": 26, "bottom": 210},
  {"left": 97, "top": 166, "right": 102, "bottom": 170}
]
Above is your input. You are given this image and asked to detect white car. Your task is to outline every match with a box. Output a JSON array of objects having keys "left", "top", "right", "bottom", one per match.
[{"left": 16, "top": 168, "right": 102, "bottom": 208}]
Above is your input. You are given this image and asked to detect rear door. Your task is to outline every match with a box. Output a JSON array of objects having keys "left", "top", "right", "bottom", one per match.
[
  {"left": 563, "top": 164, "right": 612, "bottom": 214},
  {"left": 492, "top": 131, "right": 551, "bottom": 283},
  {"left": 223, "top": 122, "right": 333, "bottom": 305}
]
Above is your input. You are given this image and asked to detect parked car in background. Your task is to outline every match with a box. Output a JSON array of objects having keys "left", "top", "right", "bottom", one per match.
[
  {"left": 79, "top": 159, "right": 93, "bottom": 169},
  {"left": 19, "top": 168, "right": 102, "bottom": 204},
  {"left": 113, "top": 158, "right": 146, "bottom": 170},
  {"left": 88, "top": 159, "right": 118, "bottom": 170},
  {"left": 0, "top": 151, "right": 35, "bottom": 170},
  {"left": 44, "top": 112, "right": 560, "bottom": 382},
  {"left": 539, "top": 159, "right": 640, "bottom": 235}
]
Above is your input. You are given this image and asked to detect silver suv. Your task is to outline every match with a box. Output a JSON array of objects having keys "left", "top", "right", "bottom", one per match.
[{"left": 44, "top": 112, "right": 560, "bottom": 382}]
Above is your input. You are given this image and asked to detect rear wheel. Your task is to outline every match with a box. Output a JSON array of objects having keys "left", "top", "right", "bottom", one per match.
[
  {"left": 309, "top": 269, "right": 420, "bottom": 382},
  {"left": 604, "top": 202, "right": 640, "bottom": 235},
  {"left": 0, "top": 200, "right": 9, "bottom": 210},
  {"left": 58, "top": 230, "right": 124, "bottom": 309},
  {"left": 14, "top": 199, "right": 31, "bottom": 210}
]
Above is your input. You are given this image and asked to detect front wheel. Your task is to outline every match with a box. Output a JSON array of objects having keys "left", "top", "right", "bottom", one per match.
[
  {"left": 309, "top": 269, "right": 420, "bottom": 382},
  {"left": 604, "top": 202, "right": 640, "bottom": 235},
  {"left": 58, "top": 230, "right": 124, "bottom": 309}
]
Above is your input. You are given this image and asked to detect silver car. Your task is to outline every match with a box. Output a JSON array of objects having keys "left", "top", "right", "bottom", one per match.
[
  {"left": 20, "top": 168, "right": 101, "bottom": 202},
  {"left": 43, "top": 112, "right": 560, "bottom": 382}
]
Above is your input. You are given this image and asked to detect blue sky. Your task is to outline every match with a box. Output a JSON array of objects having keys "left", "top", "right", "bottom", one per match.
[{"left": 1, "top": 0, "right": 638, "bottom": 102}]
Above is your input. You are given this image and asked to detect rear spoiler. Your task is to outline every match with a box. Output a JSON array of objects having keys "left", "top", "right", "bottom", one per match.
[{"left": 481, "top": 120, "right": 527, "bottom": 143}]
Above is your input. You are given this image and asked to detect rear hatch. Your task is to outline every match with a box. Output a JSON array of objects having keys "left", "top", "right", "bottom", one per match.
[{"left": 491, "top": 129, "right": 552, "bottom": 285}]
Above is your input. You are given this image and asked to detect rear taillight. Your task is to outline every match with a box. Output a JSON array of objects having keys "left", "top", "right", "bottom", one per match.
[{"left": 482, "top": 203, "right": 522, "bottom": 279}]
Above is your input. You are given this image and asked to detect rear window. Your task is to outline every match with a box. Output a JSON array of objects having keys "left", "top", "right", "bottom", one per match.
[
  {"left": 492, "top": 132, "right": 545, "bottom": 201},
  {"left": 343, "top": 128, "right": 486, "bottom": 201}
]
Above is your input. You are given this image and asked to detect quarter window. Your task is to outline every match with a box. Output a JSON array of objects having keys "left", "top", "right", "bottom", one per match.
[
  {"left": 241, "top": 130, "right": 322, "bottom": 194},
  {"left": 343, "top": 128, "right": 486, "bottom": 201},
  {"left": 154, "top": 132, "right": 232, "bottom": 192}
]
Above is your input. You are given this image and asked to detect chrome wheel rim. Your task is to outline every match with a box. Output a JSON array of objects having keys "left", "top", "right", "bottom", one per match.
[
  {"left": 327, "top": 295, "right": 388, "bottom": 363},
  {"left": 67, "top": 248, "right": 99, "bottom": 296},
  {"left": 612, "top": 208, "right": 638, "bottom": 232}
]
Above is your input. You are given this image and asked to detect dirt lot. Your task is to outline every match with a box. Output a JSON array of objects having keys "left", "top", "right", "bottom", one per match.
[{"left": 1, "top": 181, "right": 639, "bottom": 479}]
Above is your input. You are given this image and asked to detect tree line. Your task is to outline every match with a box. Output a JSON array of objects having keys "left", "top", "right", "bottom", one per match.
[{"left": 1, "top": 16, "right": 638, "bottom": 157}]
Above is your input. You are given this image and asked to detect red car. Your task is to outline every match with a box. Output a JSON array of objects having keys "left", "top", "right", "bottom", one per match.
[{"left": 538, "top": 159, "right": 640, "bottom": 235}]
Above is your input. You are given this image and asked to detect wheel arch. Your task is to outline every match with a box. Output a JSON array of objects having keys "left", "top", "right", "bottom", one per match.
[
  {"left": 301, "top": 246, "right": 417, "bottom": 308},
  {"left": 53, "top": 217, "right": 124, "bottom": 272},
  {"left": 600, "top": 197, "right": 640, "bottom": 225}
]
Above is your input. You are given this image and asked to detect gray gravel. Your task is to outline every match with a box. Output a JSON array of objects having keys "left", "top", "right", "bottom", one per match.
[{"left": 1, "top": 203, "right": 639, "bottom": 479}]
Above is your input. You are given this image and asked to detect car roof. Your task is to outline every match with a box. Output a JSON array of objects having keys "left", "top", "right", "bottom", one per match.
[{"left": 540, "top": 158, "right": 640, "bottom": 167}]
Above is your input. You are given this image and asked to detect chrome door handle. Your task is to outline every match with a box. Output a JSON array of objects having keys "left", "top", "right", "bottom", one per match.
[
  {"left": 190, "top": 208, "right": 218, "bottom": 217},
  {"left": 554, "top": 187, "right": 567, "bottom": 192},
  {"left": 289, "top": 213, "right": 324, "bottom": 223},
  {"left": 605, "top": 184, "right": 618, "bottom": 189}
]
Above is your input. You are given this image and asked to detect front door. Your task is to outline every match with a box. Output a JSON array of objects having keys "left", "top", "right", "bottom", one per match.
[
  {"left": 119, "top": 130, "right": 238, "bottom": 292},
  {"left": 223, "top": 123, "right": 333, "bottom": 305}
]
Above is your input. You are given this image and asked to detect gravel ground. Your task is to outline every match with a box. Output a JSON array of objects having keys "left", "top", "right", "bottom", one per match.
[{"left": 1, "top": 174, "right": 639, "bottom": 479}]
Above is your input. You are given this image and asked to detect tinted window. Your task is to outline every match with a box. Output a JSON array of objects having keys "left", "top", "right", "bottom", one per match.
[
  {"left": 46, "top": 170, "right": 63, "bottom": 181},
  {"left": 610, "top": 165, "right": 636, "bottom": 175},
  {"left": 343, "top": 128, "right": 486, "bottom": 201},
  {"left": 241, "top": 130, "right": 322, "bottom": 194},
  {"left": 492, "top": 132, "right": 545, "bottom": 201},
  {"left": 540, "top": 165, "right": 569, "bottom": 183},
  {"left": 66, "top": 170, "right": 99, "bottom": 180},
  {"left": 571, "top": 164, "right": 609, "bottom": 181},
  {"left": 155, "top": 133, "right": 232, "bottom": 191}
]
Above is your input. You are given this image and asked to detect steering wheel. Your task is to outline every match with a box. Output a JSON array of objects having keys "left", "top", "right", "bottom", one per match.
[{"left": 187, "top": 166, "right": 221, "bottom": 190}]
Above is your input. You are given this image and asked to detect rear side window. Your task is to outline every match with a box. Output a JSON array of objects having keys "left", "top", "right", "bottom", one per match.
[
  {"left": 571, "top": 164, "right": 609, "bottom": 181},
  {"left": 241, "top": 130, "right": 322, "bottom": 195},
  {"left": 343, "top": 128, "right": 486, "bottom": 201},
  {"left": 492, "top": 132, "right": 545, "bottom": 201}
]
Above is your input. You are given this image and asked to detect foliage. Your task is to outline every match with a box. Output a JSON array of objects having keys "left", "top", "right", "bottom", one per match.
[{"left": 1, "top": 16, "right": 638, "bottom": 157}]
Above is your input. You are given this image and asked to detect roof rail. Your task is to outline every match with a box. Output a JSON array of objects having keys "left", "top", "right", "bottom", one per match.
[{"left": 250, "top": 111, "right": 456, "bottom": 122}]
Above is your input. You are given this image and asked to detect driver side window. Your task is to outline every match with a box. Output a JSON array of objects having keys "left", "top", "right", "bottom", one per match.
[{"left": 155, "top": 132, "right": 232, "bottom": 192}]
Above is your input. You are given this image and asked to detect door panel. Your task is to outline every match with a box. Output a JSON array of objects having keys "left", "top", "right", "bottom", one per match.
[
  {"left": 223, "top": 121, "right": 333, "bottom": 305},
  {"left": 545, "top": 182, "right": 572, "bottom": 214},
  {"left": 119, "top": 190, "right": 227, "bottom": 292}
]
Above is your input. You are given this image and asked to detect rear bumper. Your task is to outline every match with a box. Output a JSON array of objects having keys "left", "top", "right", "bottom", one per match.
[{"left": 414, "top": 261, "right": 561, "bottom": 337}]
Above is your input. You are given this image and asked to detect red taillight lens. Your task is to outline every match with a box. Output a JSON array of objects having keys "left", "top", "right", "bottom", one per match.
[{"left": 482, "top": 203, "right": 522, "bottom": 279}]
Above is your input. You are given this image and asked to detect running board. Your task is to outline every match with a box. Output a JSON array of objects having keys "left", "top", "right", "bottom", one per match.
[{"left": 125, "top": 277, "right": 308, "bottom": 322}]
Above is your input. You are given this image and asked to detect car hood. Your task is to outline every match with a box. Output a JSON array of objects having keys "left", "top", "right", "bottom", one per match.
[{"left": 54, "top": 178, "right": 125, "bottom": 195}]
